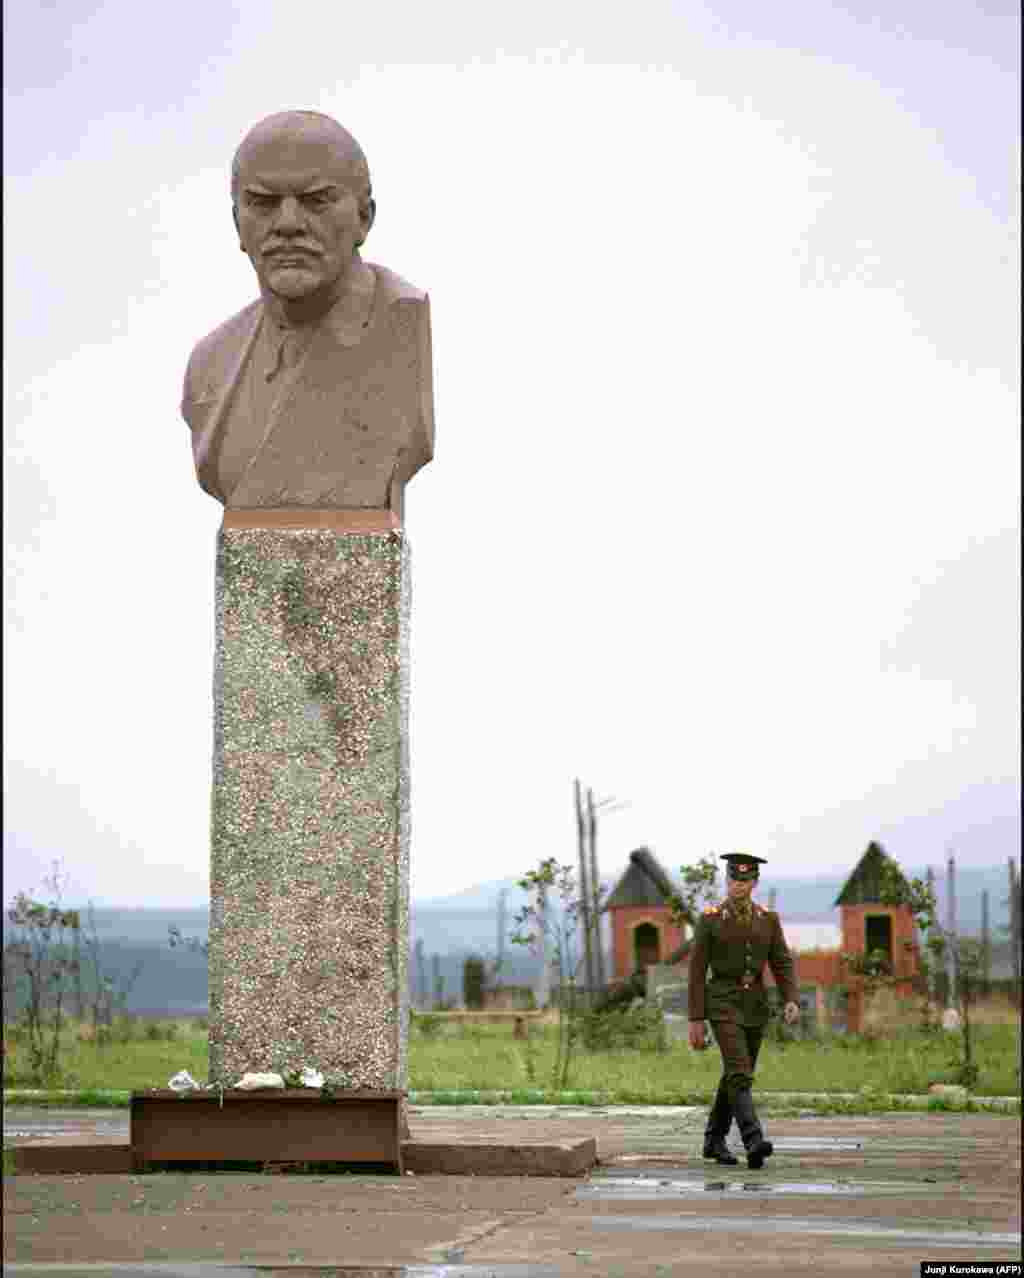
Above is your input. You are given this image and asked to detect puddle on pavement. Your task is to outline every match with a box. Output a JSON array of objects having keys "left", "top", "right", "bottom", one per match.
[
  {"left": 580, "top": 1174, "right": 910, "bottom": 1197},
  {"left": 584, "top": 1161, "right": 956, "bottom": 1198},
  {"left": 607, "top": 1137, "right": 863, "bottom": 1161},
  {"left": 586, "top": 1215, "right": 1021, "bottom": 1248}
]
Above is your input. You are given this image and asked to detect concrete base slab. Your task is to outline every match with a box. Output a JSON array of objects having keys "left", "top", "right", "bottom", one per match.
[
  {"left": 13, "top": 1146, "right": 135, "bottom": 1175},
  {"left": 402, "top": 1136, "right": 596, "bottom": 1177},
  {"left": 12, "top": 1138, "right": 596, "bottom": 1180},
  {"left": 5, "top": 1108, "right": 1020, "bottom": 1276}
]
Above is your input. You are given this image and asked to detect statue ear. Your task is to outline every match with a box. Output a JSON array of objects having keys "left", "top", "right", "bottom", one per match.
[
  {"left": 357, "top": 197, "right": 376, "bottom": 248},
  {"left": 232, "top": 204, "right": 245, "bottom": 250}
]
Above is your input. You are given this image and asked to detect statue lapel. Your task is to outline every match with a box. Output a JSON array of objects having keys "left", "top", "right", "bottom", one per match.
[{"left": 227, "top": 321, "right": 335, "bottom": 506}]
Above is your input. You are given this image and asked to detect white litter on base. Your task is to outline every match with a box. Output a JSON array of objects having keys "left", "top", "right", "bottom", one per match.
[
  {"left": 167, "top": 1070, "right": 201, "bottom": 1092},
  {"left": 235, "top": 1072, "right": 285, "bottom": 1090}
]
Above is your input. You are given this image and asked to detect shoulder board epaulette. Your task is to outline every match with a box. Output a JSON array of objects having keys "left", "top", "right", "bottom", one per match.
[{"left": 703, "top": 905, "right": 720, "bottom": 916}]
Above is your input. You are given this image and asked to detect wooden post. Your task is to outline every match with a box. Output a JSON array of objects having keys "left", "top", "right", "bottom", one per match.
[
  {"left": 535, "top": 879, "right": 550, "bottom": 1009},
  {"left": 946, "top": 852, "right": 957, "bottom": 1007},
  {"left": 587, "top": 787, "right": 606, "bottom": 994},
  {"left": 414, "top": 938, "right": 427, "bottom": 1012},
  {"left": 981, "top": 889, "right": 991, "bottom": 997},
  {"left": 1010, "top": 858, "right": 1022, "bottom": 1097},
  {"left": 1010, "top": 858, "right": 1021, "bottom": 1003},
  {"left": 575, "top": 779, "right": 594, "bottom": 1007},
  {"left": 926, "top": 865, "right": 940, "bottom": 1006},
  {"left": 496, "top": 888, "right": 507, "bottom": 985}
]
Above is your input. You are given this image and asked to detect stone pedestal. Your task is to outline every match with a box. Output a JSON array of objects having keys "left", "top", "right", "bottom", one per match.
[{"left": 208, "top": 512, "right": 410, "bottom": 1090}]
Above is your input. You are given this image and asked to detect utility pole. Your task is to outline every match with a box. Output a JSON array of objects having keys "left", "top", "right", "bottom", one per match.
[
  {"left": 72, "top": 917, "right": 84, "bottom": 1021},
  {"left": 586, "top": 787, "right": 606, "bottom": 993},
  {"left": 535, "top": 878, "right": 550, "bottom": 1010},
  {"left": 981, "top": 889, "right": 991, "bottom": 997},
  {"left": 946, "top": 851, "right": 957, "bottom": 1008},
  {"left": 496, "top": 888, "right": 507, "bottom": 986},
  {"left": 414, "top": 938, "right": 426, "bottom": 1011},
  {"left": 575, "top": 778, "right": 595, "bottom": 1006},
  {"left": 1009, "top": 858, "right": 1022, "bottom": 1098},
  {"left": 1010, "top": 858, "right": 1022, "bottom": 1002},
  {"left": 926, "top": 865, "right": 939, "bottom": 1005}
]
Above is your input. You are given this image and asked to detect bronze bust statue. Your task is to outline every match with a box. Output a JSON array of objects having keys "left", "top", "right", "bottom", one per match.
[{"left": 181, "top": 111, "right": 434, "bottom": 519}]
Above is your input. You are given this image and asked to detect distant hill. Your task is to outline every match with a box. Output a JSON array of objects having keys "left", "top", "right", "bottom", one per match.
[
  {"left": 416, "top": 861, "right": 1018, "bottom": 938},
  {"left": 3, "top": 862, "right": 1015, "bottom": 1018}
]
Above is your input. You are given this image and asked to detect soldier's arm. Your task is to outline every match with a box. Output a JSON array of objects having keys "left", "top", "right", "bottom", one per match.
[
  {"left": 687, "top": 916, "right": 712, "bottom": 1021},
  {"left": 767, "top": 912, "right": 797, "bottom": 1006}
]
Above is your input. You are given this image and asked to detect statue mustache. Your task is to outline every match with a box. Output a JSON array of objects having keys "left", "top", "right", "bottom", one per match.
[{"left": 263, "top": 243, "right": 323, "bottom": 257}]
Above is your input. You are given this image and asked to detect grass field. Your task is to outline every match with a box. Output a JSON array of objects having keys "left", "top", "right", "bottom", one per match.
[{"left": 3, "top": 1004, "right": 1020, "bottom": 1101}]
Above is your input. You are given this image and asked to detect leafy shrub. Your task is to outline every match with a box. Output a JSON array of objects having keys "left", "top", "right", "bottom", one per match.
[
  {"left": 577, "top": 1007, "right": 667, "bottom": 1053},
  {"left": 414, "top": 1013, "right": 442, "bottom": 1039},
  {"left": 143, "top": 1018, "right": 179, "bottom": 1042}
]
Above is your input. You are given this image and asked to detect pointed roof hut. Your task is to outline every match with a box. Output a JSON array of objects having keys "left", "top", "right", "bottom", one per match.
[
  {"left": 606, "top": 848, "right": 686, "bottom": 984},
  {"left": 834, "top": 840, "right": 909, "bottom": 907},
  {"left": 606, "top": 847, "right": 678, "bottom": 909},
  {"left": 832, "top": 841, "right": 920, "bottom": 1022}
]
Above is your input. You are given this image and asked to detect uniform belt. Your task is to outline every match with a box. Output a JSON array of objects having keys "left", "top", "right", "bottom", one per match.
[{"left": 711, "top": 972, "right": 763, "bottom": 989}]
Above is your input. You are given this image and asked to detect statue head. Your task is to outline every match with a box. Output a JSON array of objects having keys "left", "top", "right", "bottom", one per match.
[{"left": 231, "top": 111, "right": 376, "bottom": 306}]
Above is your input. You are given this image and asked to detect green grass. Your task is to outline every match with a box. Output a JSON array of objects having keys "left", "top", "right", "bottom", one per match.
[
  {"left": 409, "top": 1021, "right": 1020, "bottom": 1099},
  {"left": 4, "top": 1016, "right": 1020, "bottom": 1103},
  {"left": 3, "top": 1018, "right": 207, "bottom": 1092}
]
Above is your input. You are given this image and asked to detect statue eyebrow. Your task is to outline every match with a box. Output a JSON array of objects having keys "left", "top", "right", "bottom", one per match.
[{"left": 243, "top": 183, "right": 340, "bottom": 197}]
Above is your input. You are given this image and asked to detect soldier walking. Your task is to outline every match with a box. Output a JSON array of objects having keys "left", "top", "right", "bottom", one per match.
[{"left": 688, "top": 854, "right": 800, "bottom": 1169}]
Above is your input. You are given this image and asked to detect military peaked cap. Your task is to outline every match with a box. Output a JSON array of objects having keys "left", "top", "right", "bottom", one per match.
[{"left": 720, "top": 853, "right": 768, "bottom": 881}]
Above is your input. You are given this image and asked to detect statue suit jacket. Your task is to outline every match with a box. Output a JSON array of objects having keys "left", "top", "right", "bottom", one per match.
[
  {"left": 687, "top": 901, "right": 796, "bottom": 1027},
  {"left": 181, "top": 262, "right": 434, "bottom": 515}
]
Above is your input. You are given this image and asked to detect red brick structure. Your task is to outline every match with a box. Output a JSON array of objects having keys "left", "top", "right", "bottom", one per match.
[
  {"left": 833, "top": 841, "right": 920, "bottom": 1032},
  {"left": 606, "top": 848, "right": 686, "bottom": 981},
  {"left": 607, "top": 841, "right": 920, "bottom": 1033}
]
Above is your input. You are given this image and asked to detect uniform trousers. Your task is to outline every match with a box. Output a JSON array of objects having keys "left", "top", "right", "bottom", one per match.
[{"left": 711, "top": 1021, "right": 764, "bottom": 1105}]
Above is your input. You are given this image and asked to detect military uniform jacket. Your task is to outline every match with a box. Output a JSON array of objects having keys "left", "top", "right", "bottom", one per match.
[{"left": 687, "top": 902, "right": 796, "bottom": 1027}]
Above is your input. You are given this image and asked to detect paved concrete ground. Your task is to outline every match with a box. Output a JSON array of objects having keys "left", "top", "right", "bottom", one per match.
[{"left": 4, "top": 1105, "right": 1021, "bottom": 1276}]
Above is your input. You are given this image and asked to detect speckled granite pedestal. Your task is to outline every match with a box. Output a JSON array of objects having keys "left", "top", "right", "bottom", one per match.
[{"left": 207, "top": 511, "right": 410, "bottom": 1092}]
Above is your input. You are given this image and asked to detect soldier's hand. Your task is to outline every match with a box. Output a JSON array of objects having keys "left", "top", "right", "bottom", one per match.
[
  {"left": 783, "top": 1000, "right": 800, "bottom": 1026},
  {"left": 688, "top": 1020, "right": 707, "bottom": 1051}
]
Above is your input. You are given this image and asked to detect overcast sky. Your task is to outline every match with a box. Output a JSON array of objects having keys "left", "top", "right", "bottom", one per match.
[{"left": 4, "top": 0, "right": 1020, "bottom": 908}]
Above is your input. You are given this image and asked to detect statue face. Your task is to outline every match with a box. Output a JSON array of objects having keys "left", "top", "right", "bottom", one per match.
[{"left": 233, "top": 119, "right": 373, "bottom": 304}]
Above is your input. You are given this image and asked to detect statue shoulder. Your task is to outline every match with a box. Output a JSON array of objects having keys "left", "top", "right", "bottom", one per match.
[
  {"left": 185, "top": 299, "right": 263, "bottom": 391},
  {"left": 369, "top": 262, "right": 428, "bottom": 307}
]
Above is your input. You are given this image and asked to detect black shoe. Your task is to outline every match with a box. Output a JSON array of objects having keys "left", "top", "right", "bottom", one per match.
[
  {"left": 702, "top": 1083, "right": 737, "bottom": 1165},
  {"left": 703, "top": 1136, "right": 739, "bottom": 1166},
  {"left": 732, "top": 1087, "right": 772, "bottom": 1170},
  {"left": 746, "top": 1137, "right": 773, "bottom": 1171}
]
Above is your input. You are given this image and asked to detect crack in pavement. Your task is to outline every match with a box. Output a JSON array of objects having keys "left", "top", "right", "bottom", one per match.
[{"left": 423, "top": 1180, "right": 581, "bottom": 1265}]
